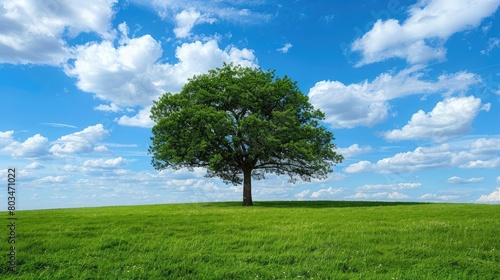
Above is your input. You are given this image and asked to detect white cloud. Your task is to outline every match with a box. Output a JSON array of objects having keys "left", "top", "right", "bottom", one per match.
[
  {"left": 384, "top": 96, "right": 490, "bottom": 142},
  {"left": 133, "top": 0, "right": 271, "bottom": 25},
  {"left": 65, "top": 31, "right": 164, "bottom": 107},
  {"left": 461, "top": 158, "right": 500, "bottom": 169},
  {"left": 470, "top": 138, "right": 500, "bottom": 154},
  {"left": 344, "top": 161, "right": 376, "bottom": 173},
  {"left": 420, "top": 193, "right": 460, "bottom": 201},
  {"left": 294, "top": 190, "right": 310, "bottom": 200},
  {"left": 170, "top": 39, "right": 257, "bottom": 80},
  {"left": 476, "top": 187, "right": 500, "bottom": 203},
  {"left": 68, "top": 36, "right": 257, "bottom": 128},
  {"left": 277, "top": 43, "right": 293, "bottom": 54},
  {"left": 42, "top": 123, "right": 78, "bottom": 128},
  {"left": 447, "top": 176, "right": 484, "bottom": 184},
  {"left": 94, "top": 145, "right": 110, "bottom": 154},
  {"left": 352, "top": 0, "right": 500, "bottom": 66},
  {"left": 26, "top": 162, "right": 43, "bottom": 169},
  {"left": 35, "top": 176, "right": 66, "bottom": 184},
  {"left": 0, "top": 0, "right": 117, "bottom": 65},
  {"left": 356, "top": 182, "right": 421, "bottom": 192},
  {"left": 480, "top": 37, "right": 500, "bottom": 55},
  {"left": 22, "top": 164, "right": 246, "bottom": 209},
  {"left": 49, "top": 124, "right": 109, "bottom": 155},
  {"left": 388, "top": 192, "right": 410, "bottom": 199},
  {"left": 348, "top": 191, "right": 409, "bottom": 200},
  {"left": 94, "top": 103, "right": 122, "bottom": 113},
  {"left": 310, "top": 187, "right": 343, "bottom": 198},
  {"left": 308, "top": 67, "right": 480, "bottom": 128},
  {"left": 18, "top": 169, "right": 36, "bottom": 181},
  {"left": 347, "top": 145, "right": 450, "bottom": 173},
  {"left": 497, "top": 176, "right": 500, "bottom": 184},
  {"left": 349, "top": 183, "right": 418, "bottom": 200},
  {"left": 115, "top": 106, "right": 155, "bottom": 128},
  {"left": 309, "top": 79, "right": 388, "bottom": 128},
  {"left": 173, "top": 9, "right": 215, "bottom": 38},
  {"left": 83, "top": 157, "right": 125, "bottom": 169},
  {"left": 0, "top": 131, "right": 14, "bottom": 148},
  {"left": 2, "top": 134, "right": 48, "bottom": 158},
  {"left": 174, "top": 9, "right": 201, "bottom": 38},
  {"left": 166, "top": 179, "right": 226, "bottom": 193},
  {"left": 65, "top": 30, "right": 257, "bottom": 120},
  {"left": 62, "top": 164, "right": 87, "bottom": 173},
  {"left": 336, "top": 144, "right": 372, "bottom": 158},
  {"left": 345, "top": 138, "right": 500, "bottom": 174}
]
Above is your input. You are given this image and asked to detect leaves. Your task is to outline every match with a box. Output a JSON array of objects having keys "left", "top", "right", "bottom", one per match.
[{"left": 149, "top": 63, "right": 343, "bottom": 185}]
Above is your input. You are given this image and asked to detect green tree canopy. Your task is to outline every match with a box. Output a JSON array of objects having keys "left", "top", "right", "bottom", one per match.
[{"left": 149, "top": 63, "right": 343, "bottom": 206}]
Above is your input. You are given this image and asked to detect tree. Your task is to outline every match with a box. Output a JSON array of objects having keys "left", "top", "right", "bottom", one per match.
[{"left": 149, "top": 63, "right": 343, "bottom": 206}]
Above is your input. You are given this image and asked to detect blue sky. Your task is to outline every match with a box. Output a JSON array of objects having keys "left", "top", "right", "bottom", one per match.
[{"left": 1, "top": 0, "right": 500, "bottom": 210}]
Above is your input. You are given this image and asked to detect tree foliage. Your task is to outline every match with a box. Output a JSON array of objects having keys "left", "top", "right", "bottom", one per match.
[{"left": 149, "top": 63, "right": 343, "bottom": 206}]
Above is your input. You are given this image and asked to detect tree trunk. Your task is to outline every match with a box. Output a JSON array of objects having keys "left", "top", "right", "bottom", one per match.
[{"left": 242, "top": 168, "right": 253, "bottom": 206}]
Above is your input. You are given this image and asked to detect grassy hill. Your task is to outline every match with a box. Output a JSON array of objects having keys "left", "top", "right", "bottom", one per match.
[{"left": 2, "top": 201, "right": 499, "bottom": 279}]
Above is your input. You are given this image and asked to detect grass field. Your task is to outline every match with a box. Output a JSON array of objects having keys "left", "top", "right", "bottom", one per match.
[{"left": 2, "top": 201, "right": 499, "bottom": 279}]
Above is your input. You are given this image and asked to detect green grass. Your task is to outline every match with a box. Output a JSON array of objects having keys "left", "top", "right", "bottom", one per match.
[{"left": 2, "top": 201, "right": 499, "bottom": 279}]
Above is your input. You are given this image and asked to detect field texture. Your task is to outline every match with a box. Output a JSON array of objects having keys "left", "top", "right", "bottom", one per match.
[{"left": 2, "top": 201, "right": 499, "bottom": 279}]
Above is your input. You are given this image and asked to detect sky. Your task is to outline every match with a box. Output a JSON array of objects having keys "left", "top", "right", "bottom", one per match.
[{"left": 1, "top": 0, "right": 500, "bottom": 210}]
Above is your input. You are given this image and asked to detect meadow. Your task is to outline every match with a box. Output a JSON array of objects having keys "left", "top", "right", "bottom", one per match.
[{"left": 1, "top": 201, "right": 499, "bottom": 279}]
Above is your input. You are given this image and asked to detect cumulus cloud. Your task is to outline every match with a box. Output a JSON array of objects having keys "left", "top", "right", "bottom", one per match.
[
  {"left": 115, "top": 106, "right": 155, "bottom": 128},
  {"left": 173, "top": 9, "right": 215, "bottom": 38},
  {"left": 447, "top": 176, "right": 484, "bottom": 184},
  {"left": 310, "top": 187, "right": 343, "bottom": 198},
  {"left": 345, "top": 138, "right": 500, "bottom": 174},
  {"left": 0, "top": 0, "right": 117, "bottom": 65},
  {"left": 49, "top": 124, "right": 109, "bottom": 155},
  {"left": 26, "top": 162, "right": 43, "bottom": 169},
  {"left": 476, "top": 188, "right": 500, "bottom": 202},
  {"left": 344, "top": 161, "right": 376, "bottom": 174},
  {"left": 383, "top": 96, "right": 490, "bottom": 142},
  {"left": 94, "top": 103, "right": 122, "bottom": 113},
  {"left": 165, "top": 179, "right": 226, "bottom": 193},
  {"left": 348, "top": 183, "right": 418, "bottom": 200},
  {"left": 174, "top": 9, "right": 201, "bottom": 38},
  {"left": 336, "top": 144, "right": 372, "bottom": 159},
  {"left": 308, "top": 67, "right": 480, "bottom": 128},
  {"left": 388, "top": 192, "right": 410, "bottom": 199},
  {"left": 277, "top": 43, "right": 293, "bottom": 54},
  {"left": 66, "top": 25, "right": 257, "bottom": 126},
  {"left": 83, "top": 157, "right": 125, "bottom": 169},
  {"left": 351, "top": 0, "right": 500, "bottom": 66},
  {"left": 0, "top": 131, "right": 14, "bottom": 148},
  {"left": 64, "top": 31, "right": 164, "bottom": 107},
  {"left": 294, "top": 190, "right": 310, "bottom": 200},
  {"left": 349, "top": 192, "right": 410, "bottom": 200},
  {"left": 169, "top": 39, "right": 257, "bottom": 81},
  {"left": 470, "top": 138, "right": 500, "bottom": 154},
  {"left": 35, "top": 176, "right": 66, "bottom": 184},
  {"left": 461, "top": 158, "right": 500, "bottom": 169},
  {"left": 356, "top": 183, "right": 421, "bottom": 192},
  {"left": 419, "top": 193, "right": 460, "bottom": 201},
  {"left": 1, "top": 133, "right": 49, "bottom": 158}
]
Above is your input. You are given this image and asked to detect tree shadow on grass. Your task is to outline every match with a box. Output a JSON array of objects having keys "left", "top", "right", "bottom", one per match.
[{"left": 203, "top": 201, "right": 430, "bottom": 208}]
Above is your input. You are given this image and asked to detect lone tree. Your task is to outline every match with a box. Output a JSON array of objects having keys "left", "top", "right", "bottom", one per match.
[{"left": 149, "top": 63, "right": 343, "bottom": 206}]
